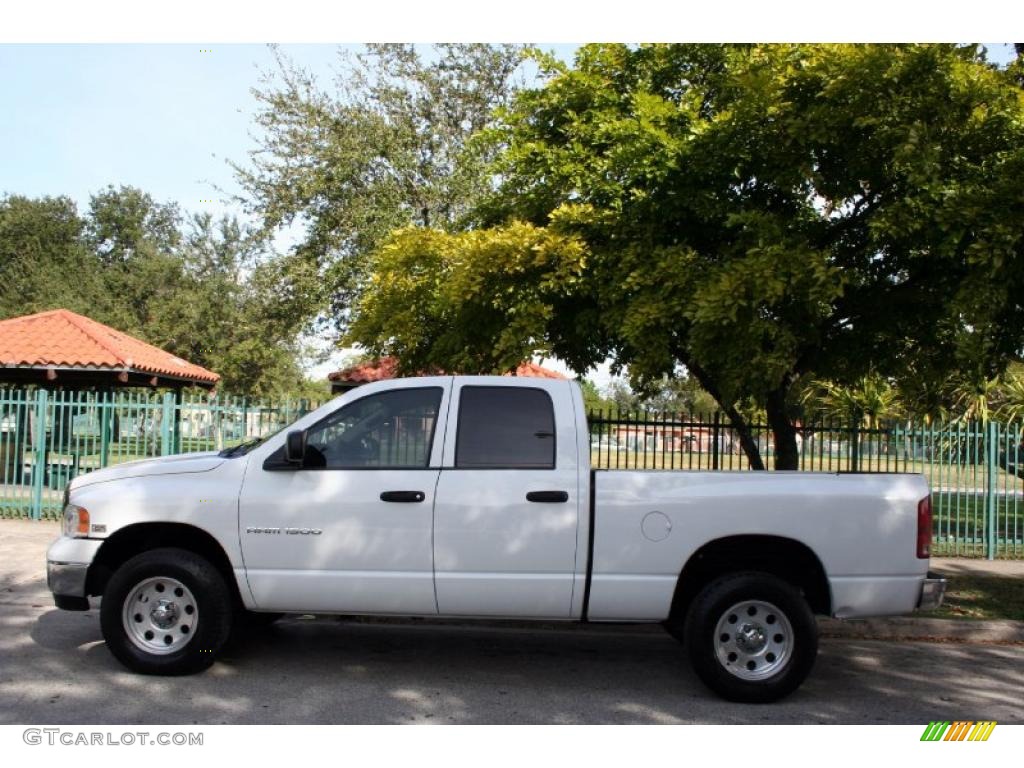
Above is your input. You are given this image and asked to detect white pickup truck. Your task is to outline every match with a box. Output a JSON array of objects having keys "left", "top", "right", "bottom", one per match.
[{"left": 47, "top": 376, "right": 944, "bottom": 702}]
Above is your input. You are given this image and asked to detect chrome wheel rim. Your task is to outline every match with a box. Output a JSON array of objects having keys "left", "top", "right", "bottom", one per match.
[
  {"left": 714, "top": 599, "right": 792, "bottom": 681},
  {"left": 122, "top": 576, "right": 198, "bottom": 655}
]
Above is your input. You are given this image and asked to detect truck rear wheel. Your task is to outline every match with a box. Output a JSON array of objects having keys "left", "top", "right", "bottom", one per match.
[
  {"left": 100, "top": 547, "right": 233, "bottom": 675},
  {"left": 684, "top": 571, "right": 818, "bottom": 703}
]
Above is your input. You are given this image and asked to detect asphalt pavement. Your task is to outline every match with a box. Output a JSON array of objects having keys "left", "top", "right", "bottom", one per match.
[{"left": 2, "top": 519, "right": 1022, "bottom": 725}]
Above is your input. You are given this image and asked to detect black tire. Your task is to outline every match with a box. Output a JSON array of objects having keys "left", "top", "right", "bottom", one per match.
[
  {"left": 683, "top": 571, "right": 818, "bottom": 703},
  {"left": 100, "top": 547, "right": 233, "bottom": 675}
]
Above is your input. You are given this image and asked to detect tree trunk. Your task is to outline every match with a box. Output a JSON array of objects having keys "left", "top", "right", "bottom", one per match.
[
  {"left": 721, "top": 402, "right": 766, "bottom": 471},
  {"left": 682, "top": 358, "right": 766, "bottom": 470},
  {"left": 766, "top": 385, "right": 800, "bottom": 470}
]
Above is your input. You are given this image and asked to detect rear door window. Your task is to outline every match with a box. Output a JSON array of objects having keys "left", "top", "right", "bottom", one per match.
[{"left": 455, "top": 386, "right": 555, "bottom": 469}]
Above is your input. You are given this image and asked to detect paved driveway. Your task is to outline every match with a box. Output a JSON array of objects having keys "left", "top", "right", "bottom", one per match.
[{"left": 2, "top": 520, "right": 1022, "bottom": 725}]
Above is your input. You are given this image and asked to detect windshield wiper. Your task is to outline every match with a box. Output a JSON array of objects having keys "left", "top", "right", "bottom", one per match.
[{"left": 218, "top": 438, "right": 263, "bottom": 458}]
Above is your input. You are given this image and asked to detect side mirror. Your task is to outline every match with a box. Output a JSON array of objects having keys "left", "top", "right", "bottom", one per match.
[{"left": 284, "top": 430, "right": 307, "bottom": 465}]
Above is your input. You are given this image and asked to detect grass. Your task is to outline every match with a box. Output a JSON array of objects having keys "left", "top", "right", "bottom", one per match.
[{"left": 918, "top": 574, "right": 1024, "bottom": 622}]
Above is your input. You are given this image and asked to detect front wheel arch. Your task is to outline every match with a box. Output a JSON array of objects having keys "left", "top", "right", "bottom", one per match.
[{"left": 87, "top": 522, "right": 244, "bottom": 608}]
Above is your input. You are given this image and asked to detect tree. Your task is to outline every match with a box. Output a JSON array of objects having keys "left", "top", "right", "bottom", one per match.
[
  {"left": 801, "top": 375, "right": 903, "bottom": 429},
  {"left": 603, "top": 380, "right": 641, "bottom": 412},
  {"left": 1, "top": 187, "right": 319, "bottom": 398},
  {"left": 639, "top": 374, "right": 720, "bottom": 415},
  {"left": 345, "top": 222, "right": 588, "bottom": 375},
  {"left": 156, "top": 213, "right": 314, "bottom": 398},
  {"left": 84, "top": 185, "right": 187, "bottom": 342},
  {"left": 233, "top": 44, "right": 528, "bottom": 332},
  {"left": 995, "top": 364, "right": 1024, "bottom": 424},
  {"left": 0, "top": 194, "right": 105, "bottom": 318},
  {"left": 578, "top": 378, "right": 608, "bottom": 412},
  {"left": 349, "top": 44, "right": 1024, "bottom": 469}
]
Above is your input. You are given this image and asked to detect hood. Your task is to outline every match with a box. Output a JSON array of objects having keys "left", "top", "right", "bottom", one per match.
[{"left": 70, "top": 451, "right": 228, "bottom": 490}]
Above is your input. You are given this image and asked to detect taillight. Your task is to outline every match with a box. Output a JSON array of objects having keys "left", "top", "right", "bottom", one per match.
[{"left": 917, "top": 495, "right": 932, "bottom": 559}]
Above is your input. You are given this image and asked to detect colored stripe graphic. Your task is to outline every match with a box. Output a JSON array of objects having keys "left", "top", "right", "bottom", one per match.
[
  {"left": 920, "top": 721, "right": 996, "bottom": 742},
  {"left": 969, "top": 722, "right": 997, "bottom": 742},
  {"left": 945, "top": 721, "right": 973, "bottom": 741}
]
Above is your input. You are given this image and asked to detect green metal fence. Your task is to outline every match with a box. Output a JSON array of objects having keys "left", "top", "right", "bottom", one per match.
[
  {"left": 0, "top": 389, "right": 321, "bottom": 521},
  {"left": 588, "top": 410, "right": 1023, "bottom": 559},
  {"left": 2, "top": 388, "right": 1021, "bottom": 558}
]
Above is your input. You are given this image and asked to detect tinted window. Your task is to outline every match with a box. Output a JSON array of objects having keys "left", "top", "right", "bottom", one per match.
[
  {"left": 456, "top": 387, "right": 555, "bottom": 469},
  {"left": 304, "top": 387, "right": 442, "bottom": 469}
]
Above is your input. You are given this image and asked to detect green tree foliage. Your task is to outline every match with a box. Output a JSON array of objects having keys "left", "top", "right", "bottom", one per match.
[
  {"left": 578, "top": 378, "right": 608, "bottom": 412},
  {"left": 641, "top": 375, "right": 721, "bottom": 415},
  {"left": 996, "top": 365, "right": 1024, "bottom": 423},
  {"left": 0, "top": 187, "right": 314, "bottom": 398},
  {"left": 157, "top": 212, "right": 315, "bottom": 399},
  {"left": 233, "top": 44, "right": 528, "bottom": 329},
  {"left": 0, "top": 195, "right": 106, "bottom": 317},
  {"left": 346, "top": 221, "right": 588, "bottom": 374},
  {"left": 350, "top": 44, "right": 1024, "bottom": 469},
  {"left": 602, "top": 380, "right": 641, "bottom": 412},
  {"left": 801, "top": 375, "right": 904, "bottom": 428},
  {"left": 84, "top": 186, "right": 188, "bottom": 341},
  {"left": 594, "top": 375, "right": 720, "bottom": 415}
]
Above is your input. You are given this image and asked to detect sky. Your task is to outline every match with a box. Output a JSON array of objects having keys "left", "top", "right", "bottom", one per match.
[
  {"left": 0, "top": 43, "right": 1017, "bottom": 387},
  {"left": 1, "top": 45, "right": 353, "bottom": 220},
  {"left": 0, "top": 43, "right": 591, "bottom": 382}
]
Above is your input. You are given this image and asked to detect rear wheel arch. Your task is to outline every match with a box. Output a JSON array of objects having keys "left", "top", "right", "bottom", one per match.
[
  {"left": 668, "top": 534, "right": 831, "bottom": 626},
  {"left": 87, "top": 523, "right": 243, "bottom": 608}
]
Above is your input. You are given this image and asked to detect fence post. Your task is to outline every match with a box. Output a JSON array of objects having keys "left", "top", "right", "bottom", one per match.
[
  {"left": 712, "top": 411, "right": 721, "bottom": 471},
  {"left": 173, "top": 389, "right": 182, "bottom": 454},
  {"left": 31, "top": 389, "right": 48, "bottom": 520},
  {"left": 850, "top": 410, "right": 860, "bottom": 473},
  {"left": 160, "top": 392, "right": 173, "bottom": 456},
  {"left": 99, "top": 392, "right": 110, "bottom": 467},
  {"left": 241, "top": 397, "right": 249, "bottom": 441},
  {"left": 986, "top": 420, "right": 998, "bottom": 560}
]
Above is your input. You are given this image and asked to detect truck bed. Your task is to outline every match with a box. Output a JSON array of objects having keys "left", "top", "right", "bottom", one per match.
[{"left": 585, "top": 470, "right": 931, "bottom": 621}]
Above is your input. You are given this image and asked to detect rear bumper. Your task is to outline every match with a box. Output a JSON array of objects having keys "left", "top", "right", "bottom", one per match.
[{"left": 917, "top": 572, "right": 947, "bottom": 611}]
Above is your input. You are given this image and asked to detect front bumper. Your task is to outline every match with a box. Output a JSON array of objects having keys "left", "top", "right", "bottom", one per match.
[
  {"left": 46, "top": 536, "right": 103, "bottom": 611},
  {"left": 47, "top": 562, "right": 91, "bottom": 610},
  {"left": 917, "top": 572, "right": 947, "bottom": 611}
]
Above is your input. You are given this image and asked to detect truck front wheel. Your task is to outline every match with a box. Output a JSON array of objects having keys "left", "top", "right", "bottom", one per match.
[
  {"left": 100, "top": 548, "right": 233, "bottom": 675},
  {"left": 684, "top": 572, "right": 818, "bottom": 703}
]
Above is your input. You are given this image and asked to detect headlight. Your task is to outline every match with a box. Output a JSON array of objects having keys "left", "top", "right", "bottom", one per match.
[{"left": 62, "top": 504, "right": 90, "bottom": 538}]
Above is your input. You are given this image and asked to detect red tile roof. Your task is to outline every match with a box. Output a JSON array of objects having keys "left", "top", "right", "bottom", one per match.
[
  {"left": 0, "top": 309, "right": 220, "bottom": 385},
  {"left": 328, "top": 356, "right": 566, "bottom": 384},
  {"left": 329, "top": 357, "right": 402, "bottom": 384},
  {"left": 508, "top": 361, "right": 568, "bottom": 380}
]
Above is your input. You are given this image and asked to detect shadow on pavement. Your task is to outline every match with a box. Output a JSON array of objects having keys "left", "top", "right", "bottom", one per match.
[{"left": 1, "top": 606, "right": 1021, "bottom": 725}]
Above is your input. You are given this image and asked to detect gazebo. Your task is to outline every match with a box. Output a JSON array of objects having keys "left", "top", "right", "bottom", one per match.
[
  {"left": 0, "top": 309, "right": 219, "bottom": 505},
  {"left": 0, "top": 309, "right": 219, "bottom": 389}
]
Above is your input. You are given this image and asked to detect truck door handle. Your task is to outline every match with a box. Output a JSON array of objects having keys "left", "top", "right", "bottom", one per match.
[
  {"left": 526, "top": 491, "right": 569, "bottom": 503},
  {"left": 380, "top": 491, "right": 426, "bottom": 503}
]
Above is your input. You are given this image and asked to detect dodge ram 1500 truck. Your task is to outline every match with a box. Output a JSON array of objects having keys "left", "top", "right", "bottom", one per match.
[{"left": 47, "top": 376, "right": 945, "bottom": 702}]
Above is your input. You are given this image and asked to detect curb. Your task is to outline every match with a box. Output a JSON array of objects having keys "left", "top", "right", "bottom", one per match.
[{"left": 818, "top": 616, "right": 1024, "bottom": 644}]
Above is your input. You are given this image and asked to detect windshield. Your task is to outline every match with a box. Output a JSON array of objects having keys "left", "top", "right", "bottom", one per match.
[{"left": 218, "top": 422, "right": 291, "bottom": 458}]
